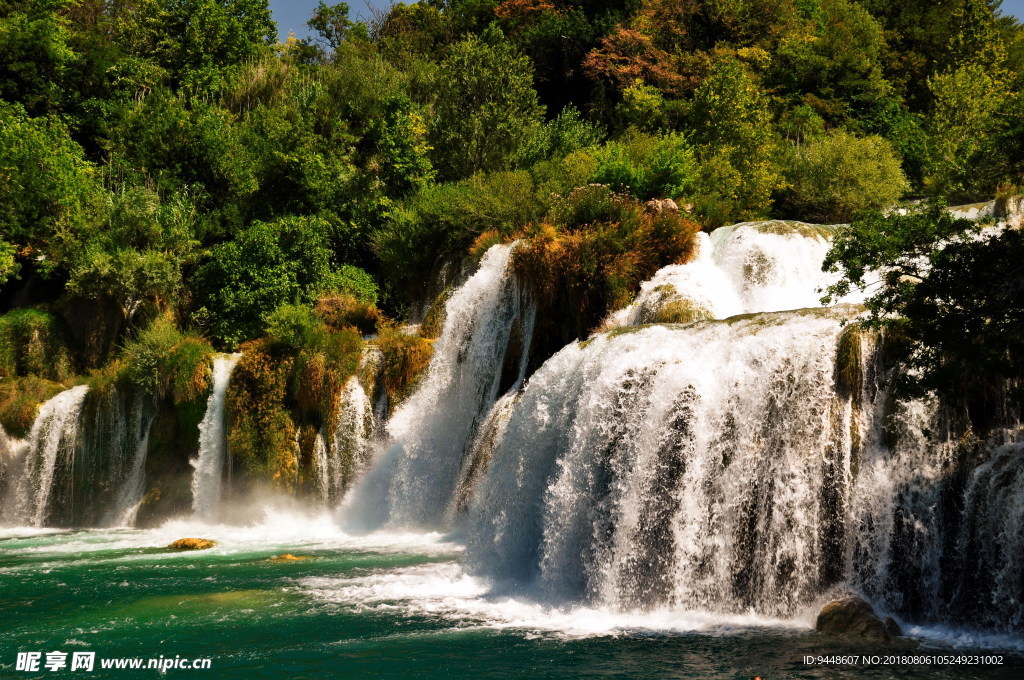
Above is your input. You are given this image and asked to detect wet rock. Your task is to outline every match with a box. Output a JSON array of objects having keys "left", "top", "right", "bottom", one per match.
[
  {"left": 815, "top": 596, "right": 899, "bottom": 642},
  {"left": 167, "top": 538, "right": 216, "bottom": 550},
  {"left": 267, "top": 553, "right": 311, "bottom": 562}
]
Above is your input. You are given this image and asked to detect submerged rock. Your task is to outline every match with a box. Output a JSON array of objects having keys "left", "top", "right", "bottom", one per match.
[
  {"left": 267, "top": 553, "right": 311, "bottom": 562},
  {"left": 815, "top": 596, "right": 900, "bottom": 642},
  {"left": 167, "top": 538, "right": 216, "bottom": 551}
]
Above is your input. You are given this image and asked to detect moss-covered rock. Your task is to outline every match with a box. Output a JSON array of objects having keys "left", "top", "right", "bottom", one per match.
[
  {"left": 816, "top": 596, "right": 900, "bottom": 642},
  {"left": 372, "top": 327, "right": 434, "bottom": 409}
]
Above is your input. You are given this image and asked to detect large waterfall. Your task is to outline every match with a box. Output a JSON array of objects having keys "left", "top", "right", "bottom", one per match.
[
  {"left": 191, "top": 353, "right": 241, "bottom": 519},
  {"left": 344, "top": 244, "right": 535, "bottom": 530},
  {"left": 392, "top": 221, "right": 1018, "bottom": 635}
]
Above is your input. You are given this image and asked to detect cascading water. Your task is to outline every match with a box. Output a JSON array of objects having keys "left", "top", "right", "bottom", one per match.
[
  {"left": 0, "top": 386, "right": 89, "bottom": 526},
  {"left": 447, "top": 220, "right": 1024, "bottom": 636},
  {"left": 191, "top": 353, "right": 241, "bottom": 519},
  {"left": 344, "top": 244, "right": 535, "bottom": 530},
  {"left": 321, "top": 376, "right": 375, "bottom": 504},
  {"left": 606, "top": 221, "right": 864, "bottom": 327}
]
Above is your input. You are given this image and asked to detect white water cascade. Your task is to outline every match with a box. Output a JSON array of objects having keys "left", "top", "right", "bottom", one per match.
[
  {"left": 106, "top": 399, "right": 155, "bottom": 527},
  {"left": 0, "top": 386, "right": 90, "bottom": 526},
  {"left": 606, "top": 221, "right": 863, "bottom": 327},
  {"left": 320, "top": 376, "right": 375, "bottom": 505},
  {"left": 344, "top": 244, "right": 535, "bottom": 530},
  {"left": 445, "top": 220, "right": 1024, "bottom": 635},
  {"left": 191, "top": 353, "right": 241, "bottom": 519}
]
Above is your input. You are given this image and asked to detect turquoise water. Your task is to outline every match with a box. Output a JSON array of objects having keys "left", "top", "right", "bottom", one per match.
[{"left": 1, "top": 511, "right": 1022, "bottom": 680}]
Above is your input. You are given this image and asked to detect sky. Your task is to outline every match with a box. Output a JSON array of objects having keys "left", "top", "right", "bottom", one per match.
[
  {"left": 269, "top": 0, "right": 1024, "bottom": 44},
  {"left": 269, "top": 0, "right": 390, "bottom": 42}
]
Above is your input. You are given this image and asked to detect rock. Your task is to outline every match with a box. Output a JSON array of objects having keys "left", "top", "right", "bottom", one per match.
[
  {"left": 267, "top": 553, "right": 311, "bottom": 562},
  {"left": 884, "top": 616, "right": 903, "bottom": 638},
  {"left": 815, "top": 596, "right": 898, "bottom": 642},
  {"left": 645, "top": 198, "right": 679, "bottom": 215},
  {"left": 167, "top": 538, "right": 216, "bottom": 551}
]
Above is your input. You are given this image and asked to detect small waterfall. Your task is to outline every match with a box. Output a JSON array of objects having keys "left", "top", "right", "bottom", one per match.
[
  {"left": 606, "top": 222, "right": 864, "bottom": 328},
  {"left": 344, "top": 244, "right": 534, "bottom": 530},
  {"left": 0, "top": 386, "right": 89, "bottom": 527},
  {"left": 322, "top": 376, "right": 374, "bottom": 504},
  {"left": 107, "top": 401, "right": 154, "bottom": 527},
  {"left": 191, "top": 353, "right": 241, "bottom": 518}
]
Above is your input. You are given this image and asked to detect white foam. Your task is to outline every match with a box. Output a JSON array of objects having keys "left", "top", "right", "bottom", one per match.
[{"left": 300, "top": 562, "right": 811, "bottom": 639}]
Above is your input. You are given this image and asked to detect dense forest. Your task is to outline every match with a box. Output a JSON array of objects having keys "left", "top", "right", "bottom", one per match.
[{"left": 1, "top": 0, "right": 1022, "bottom": 507}]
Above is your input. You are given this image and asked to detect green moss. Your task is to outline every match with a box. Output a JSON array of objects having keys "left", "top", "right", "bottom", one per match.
[
  {"left": 835, "top": 323, "right": 865, "bottom": 402},
  {"left": 226, "top": 340, "right": 297, "bottom": 490},
  {"left": 419, "top": 287, "right": 451, "bottom": 340},
  {"left": 0, "top": 377, "right": 67, "bottom": 438},
  {"left": 644, "top": 299, "right": 714, "bottom": 324},
  {"left": 0, "top": 308, "right": 76, "bottom": 382},
  {"left": 751, "top": 221, "right": 840, "bottom": 239}
]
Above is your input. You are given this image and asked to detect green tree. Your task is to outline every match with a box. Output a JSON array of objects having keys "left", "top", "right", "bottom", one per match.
[
  {"left": 308, "top": 2, "right": 354, "bottom": 50},
  {"left": 0, "top": 102, "right": 99, "bottom": 271},
  {"left": 64, "top": 187, "right": 199, "bottom": 323},
  {"left": 112, "top": 0, "right": 276, "bottom": 94},
  {"left": 0, "top": 0, "right": 78, "bottom": 116},
  {"left": 429, "top": 32, "right": 545, "bottom": 180},
  {"left": 925, "top": 62, "right": 1006, "bottom": 201},
  {"left": 689, "top": 57, "right": 784, "bottom": 225},
  {"left": 193, "top": 215, "right": 342, "bottom": 347},
  {"left": 779, "top": 130, "right": 909, "bottom": 223},
  {"left": 824, "top": 204, "right": 1024, "bottom": 407}
]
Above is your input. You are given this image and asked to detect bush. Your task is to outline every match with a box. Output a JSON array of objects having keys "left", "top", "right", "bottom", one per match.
[
  {"left": 0, "top": 376, "right": 67, "bottom": 438},
  {"left": 514, "top": 186, "right": 701, "bottom": 339},
  {"left": 265, "top": 304, "right": 325, "bottom": 351},
  {"left": 314, "top": 294, "right": 380, "bottom": 336},
  {"left": 779, "top": 130, "right": 909, "bottom": 223},
  {"left": 374, "top": 170, "right": 544, "bottom": 294},
  {"left": 120, "top": 314, "right": 213, "bottom": 403},
  {"left": 590, "top": 130, "right": 696, "bottom": 201},
  {"left": 194, "top": 215, "right": 345, "bottom": 347},
  {"left": 0, "top": 308, "right": 75, "bottom": 382},
  {"left": 374, "top": 326, "right": 434, "bottom": 405}
]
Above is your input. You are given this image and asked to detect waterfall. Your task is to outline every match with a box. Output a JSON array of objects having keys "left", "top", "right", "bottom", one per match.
[
  {"left": 344, "top": 244, "right": 534, "bottom": 530},
  {"left": 322, "top": 376, "right": 375, "bottom": 504},
  {"left": 606, "top": 222, "right": 864, "bottom": 327},
  {"left": 191, "top": 353, "right": 241, "bottom": 519},
  {"left": 456, "top": 220, "right": 1024, "bottom": 635},
  {"left": 0, "top": 386, "right": 89, "bottom": 527},
  {"left": 107, "top": 400, "right": 155, "bottom": 527}
]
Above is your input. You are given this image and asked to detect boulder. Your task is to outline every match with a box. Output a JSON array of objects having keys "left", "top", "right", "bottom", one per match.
[
  {"left": 645, "top": 198, "right": 679, "bottom": 215},
  {"left": 815, "top": 596, "right": 900, "bottom": 642},
  {"left": 167, "top": 538, "right": 216, "bottom": 551}
]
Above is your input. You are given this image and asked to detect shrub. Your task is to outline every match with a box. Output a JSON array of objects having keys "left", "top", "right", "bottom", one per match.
[
  {"left": 194, "top": 215, "right": 345, "bottom": 347},
  {"left": 374, "top": 170, "right": 544, "bottom": 294},
  {"left": 120, "top": 314, "right": 213, "bottom": 402},
  {"left": 374, "top": 326, "right": 434, "bottom": 405},
  {"left": 589, "top": 129, "right": 696, "bottom": 201},
  {"left": 0, "top": 376, "right": 66, "bottom": 438},
  {"left": 514, "top": 186, "right": 701, "bottom": 350},
  {"left": 314, "top": 294, "right": 379, "bottom": 336},
  {"left": 0, "top": 308, "right": 76, "bottom": 382},
  {"left": 778, "top": 130, "right": 909, "bottom": 223}
]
